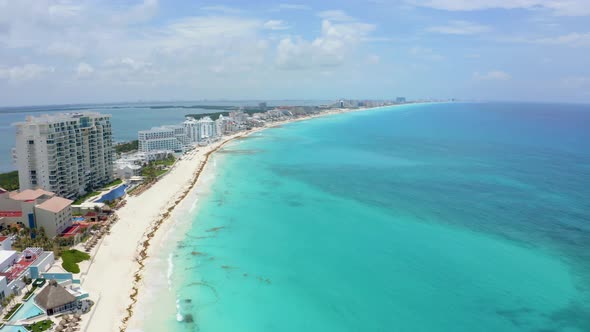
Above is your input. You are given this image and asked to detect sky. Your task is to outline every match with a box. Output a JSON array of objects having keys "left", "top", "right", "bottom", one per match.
[{"left": 0, "top": 0, "right": 589, "bottom": 106}]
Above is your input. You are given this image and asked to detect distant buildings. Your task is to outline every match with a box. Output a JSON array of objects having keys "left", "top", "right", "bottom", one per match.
[
  {"left": 138, "top": 125, "right": 189, "bottom": 153},
  {"left": 396, "top": 97, "right": 406, "bottom": 103},
  {"left": 14, "top": 113, "right": 114, "bottom": 199},
  {"left": 183, "top": 117, "right": 217, "bottom": 144},
  {"left": 0, "top": 187, "right": 73, "bottom": 237}
]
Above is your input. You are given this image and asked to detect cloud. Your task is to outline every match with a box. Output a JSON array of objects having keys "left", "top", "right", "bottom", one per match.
[
  {"left": 264, "top": 20, "right": 289, "bottom": 30},
  {"left": 534, "top": 32, "right": 590, "bottom": 47},
  {"left": 409, "top": 47, "right": 444, "bottom": 61},
  {"left": 561, "top": 76, "right": 589, "bottom": 88},
  {"left": 200, "top": 5, "right": 241, "bottom": 14},
  {"left": 409, "top": 0, "right": 590, "bottom": 16},
  {"left": 43, "top": 42, "right": 85, "bottom": 58},
  {"left": 276, "top": 4, "right": 311, "bottom": 11},
  {"left": 367, "top": 54, "right": 381, "bottom": 64},
  {"left": 0, "top": 64, "right": 55, "bottom": 81},
  {"left": 474, "top": 70, "right": 511, "bottom": 80},
  {"left": 317, "top": 10, "right": 354, "bottom": 22},
  {"left": 276, "top": 18, "right": 376, "bottom": 70},
  {"left": 76, "top": 62, "right": 94, "bottom": 78},
  {"left": 427, "top": 20, "right": 490, "bottom": 35},
  {"left": 111, "top": 0, "right": 159, "bottom": 24}
]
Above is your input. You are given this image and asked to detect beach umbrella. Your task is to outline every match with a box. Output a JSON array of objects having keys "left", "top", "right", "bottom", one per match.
[
  {"left": 65, "top": 327, "right": 74, "bottom": 332},
  {"left": 55, "top": 326, "right": 64, "bottom": 332},
  {"left": 59, "top": 319, "right": 67, "bottom": 326},
  {"left": 74, "top": 313, "right": 81, "bottom": 319}
]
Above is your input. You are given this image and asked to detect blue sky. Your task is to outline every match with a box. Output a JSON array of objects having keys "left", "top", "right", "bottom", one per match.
[{"left": 0, "top": 0, "right": 589, "bottom": 106}]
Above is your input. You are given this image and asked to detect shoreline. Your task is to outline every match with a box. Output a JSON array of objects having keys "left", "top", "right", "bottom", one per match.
[{"left": 80, "top": 105, "right": 393, "bottom": 332}]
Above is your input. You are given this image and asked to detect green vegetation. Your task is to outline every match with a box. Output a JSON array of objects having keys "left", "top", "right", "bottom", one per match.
[
  {"left": 152, "top": 155, "right": 176, "bottom": 167},
  {"left": 105, "top": 178, "right": 123, "bottom": 187},
  {"left": 114, "top": 140, "right": 138, "bottom": 154},
  {"left": 22, "top": 285, "right": 38, "bottom": 301},
  {"left": 61, "top": 249, "right": 91, "bottom": 273},
  {"left": 0, "top": 171, "right": 19, "bottom": 191},
  {"left": 3, "top": 302, "right": 23, "bottom": 320},
  {"left": 186, "top": 107, "right": 268, "bottom": 121},
  {"left": 141, "top": 155, "right": 176, "bottom": 182},
  {"left": 73, "top": 191, "right": 101, "bottom": 205},
  {"left": 25, "top": 319, "right": 53, "bottom": 332}
]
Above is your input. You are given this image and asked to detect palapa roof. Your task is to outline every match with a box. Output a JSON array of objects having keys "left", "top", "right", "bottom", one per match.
[{"left": 35, "top": 280, "right": 77, "bottom": 310}]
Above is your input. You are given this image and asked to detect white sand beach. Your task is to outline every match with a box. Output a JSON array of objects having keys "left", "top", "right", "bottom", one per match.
[{"left": 79, "top": 108, "right": 376, "bottom": 332}]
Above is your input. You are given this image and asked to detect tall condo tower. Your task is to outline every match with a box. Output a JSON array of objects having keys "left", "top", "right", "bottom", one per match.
[{"left": 14, "top": 112, "right": 114, "bottom": 199}]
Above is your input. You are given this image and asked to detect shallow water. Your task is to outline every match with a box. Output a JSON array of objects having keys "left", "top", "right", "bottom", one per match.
[{"left": 136, "top": 103, "right": 590, "bottom": 332}]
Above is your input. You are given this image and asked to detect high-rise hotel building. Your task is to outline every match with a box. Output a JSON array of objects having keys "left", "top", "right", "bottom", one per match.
[{"left": 14, "top": 112, "right": 114, "bottom": 199}]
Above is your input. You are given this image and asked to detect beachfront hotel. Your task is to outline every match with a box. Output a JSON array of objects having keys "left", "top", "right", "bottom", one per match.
[
  {"left": 0, "top": 187, "right": 73, "bottom": 237},
  {"left": 13, "top": 112, "right": 114, "bottom": 199},
  {"left": 183, "top": 116, "right": 217, "bottom": 144},
  {"left": 138, "top": 125, "right": 190, "bottom": 153}
]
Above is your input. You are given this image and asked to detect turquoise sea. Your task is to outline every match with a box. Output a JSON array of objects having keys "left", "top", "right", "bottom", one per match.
[{"left": 137, "top": 102, "right": 590, "bottom": 332}]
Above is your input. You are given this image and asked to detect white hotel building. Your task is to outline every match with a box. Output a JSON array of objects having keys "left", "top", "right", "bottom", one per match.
[
  {"left": 14, "top": 113, "right": 114, "bottom": 199},
  {"left": 138, "top": 125, "right": 190, "bottom": 153},
  {"left": 183, "top": 116, "right": 217, "bottom": 144}
]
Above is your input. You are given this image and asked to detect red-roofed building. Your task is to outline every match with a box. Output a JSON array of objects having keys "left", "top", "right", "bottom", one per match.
[{"left": 0, "top": 188, "right": 72, "bottom": 237}]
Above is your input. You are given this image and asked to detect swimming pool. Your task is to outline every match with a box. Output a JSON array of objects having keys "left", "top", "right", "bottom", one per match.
[
  {"left": 97, "top": 184, "right": 128, "bottom": 202},
  {"left": 72, "top": 217, "right": 85, "bottom": 222},
  {"left": 0, "top": 325, "right": 27, "bottom": 332},
  {"left": 8, "top": 298, "right": 44, "bottom": 322}
]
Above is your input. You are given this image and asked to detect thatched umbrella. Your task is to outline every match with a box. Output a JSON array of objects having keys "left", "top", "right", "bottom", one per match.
[
  {"left": 59, "top": 319, "right": 67, "bottom": 326},
  {"left": 55, "top": 325, "right": 64, "bottom": 332},
  {"left": 74, "top": 313, "right": 81, "bottom": 320},
  {"left": 65, "top": 327, "right": 74, "bottom": 332}
]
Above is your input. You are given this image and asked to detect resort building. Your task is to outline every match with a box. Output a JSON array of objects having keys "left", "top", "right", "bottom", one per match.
[
  {"left": 35, "top": 280, "right": 78, "bottom": 315},
  {"left": 0, "top": 187, "right": 73, "bottom": 237},
  {"left": 138, "top": 125, "right": 189, "bottom": 153},
  {"left": 198, "top": 116, "right": 216, "bottom": 141},
  {"left": 183, "top": 118, "right": 201, "bottom": 143},
  {"left": 183, "top": 117, "right": 217, "bottom": 143},
  {"left": 14, "top": 112, "right": 114, "bottom": 199}
]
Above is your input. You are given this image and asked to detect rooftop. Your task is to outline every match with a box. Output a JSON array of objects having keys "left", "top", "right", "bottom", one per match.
[
  {"left": 14, "top": 112, "right": 111, "bottom": 126},
  {"left": 36, "top": 196, "right": 73, "bottom": 213},
  {"left": 11, "top": 189, "right": 55, "bottom": 201},
  {"left": 0, "top": 250, "right": 16, "bottom": 264},
  {"left": 35, "top": 280, "right": 77, "bottom": 310}
]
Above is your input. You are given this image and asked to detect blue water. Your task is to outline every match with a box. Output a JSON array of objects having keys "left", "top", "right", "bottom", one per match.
[
  {"left": 138, "top": 102, "right": 590, "bottom": 332},
  {"left": 0, "top": 325, "right": 27, "bottom": 332},
  {"left": 0, "top": 100, "right": 328, "bottom": 172},
  {"left": 9, "top": 298, "right": 44, "bottom": 322},
  {"left": 97, "top": 184, "right": 129, "bottom": 202}
]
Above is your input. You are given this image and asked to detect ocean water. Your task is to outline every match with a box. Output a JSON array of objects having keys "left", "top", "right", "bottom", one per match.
[
  {"left": 136, "top": 102, "right": 590, "bottom": 332},
  {"left": 0, "top": 100, "right": 326, "bottom": 172}
]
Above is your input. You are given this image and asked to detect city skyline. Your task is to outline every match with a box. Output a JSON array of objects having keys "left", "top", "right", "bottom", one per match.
[{"left": 0, "top": 0, "right": 589, "bottom": 106}]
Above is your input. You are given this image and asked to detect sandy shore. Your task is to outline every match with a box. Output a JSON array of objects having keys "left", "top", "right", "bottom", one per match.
[{"left": 80, "top": 107, "right": 380, "bottom": 332}]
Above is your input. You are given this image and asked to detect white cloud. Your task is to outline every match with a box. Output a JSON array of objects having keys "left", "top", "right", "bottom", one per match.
[
  {"left": 427, "top": 20, "right": 490, "bottom": 35},
  {"left": 474, "top": 70, "right": 511, "bottom": 80},
  {"left": 276, "top": 4, "right": 311, "bottom": 11},
  {"left": 410, "top": 0, "right": 590, "bottom": 16},
  {"left": 276, "top": 18, "right": 375, "bottom": 70},
  {"left": 200, "top": 5, "right": 241, "bottom": 14},
  {"left": 0, "top": 64, "right": 55, "bottom": 81},
  {"left": 561, "top": 76, "right": 589, "bottom": 88},
  {"left": 409, "top": 47, "right": 444, "bottom": 61},
  {"left": 43, "top": 42, "right": 85, "bottom": 58},
  {"left": 367, "top": 54, "right": 381, "bottom": 64},
  {"left": 317, "top": 10, "right": 354, "bottom": 22},
  {"left": 112, "top": 0, "right": 159, "bottom": 24},
  {"left": 534, "top": 32, "right": 590, "bottom": 47},
  {"left": 264, "top": 20, "right": 289, "bottom": 30},
  {"left": 76, "top": 62, "right": 94, "bottom": 77}
]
